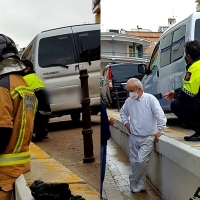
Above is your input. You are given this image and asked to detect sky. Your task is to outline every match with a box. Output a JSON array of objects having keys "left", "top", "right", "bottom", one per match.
[
  {"left": 101, "top": 0, "right": 197, "bottom": 32},
  {"left": 0, "top": 0, "right": 95, "bottom": 48}
]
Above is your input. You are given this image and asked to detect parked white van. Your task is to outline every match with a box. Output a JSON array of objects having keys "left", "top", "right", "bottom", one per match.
[
  {"left": 21, "top": 23, "right": 100, "bottom": 121},
  {"left": 139, "top": 12, "right": 200, "bottom": 112}
]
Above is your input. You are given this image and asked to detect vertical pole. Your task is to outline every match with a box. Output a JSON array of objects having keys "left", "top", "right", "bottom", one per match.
[{"left": 79, "top": 69, "right": 95, "bottom": 163}]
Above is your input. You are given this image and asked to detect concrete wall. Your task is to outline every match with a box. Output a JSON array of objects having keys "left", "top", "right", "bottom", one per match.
[{"left": 109, "top": 118, "right": 200, "bottom": 200}]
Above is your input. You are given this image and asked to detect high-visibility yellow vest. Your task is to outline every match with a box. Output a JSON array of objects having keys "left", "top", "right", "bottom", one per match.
[
  {"left": 0, "top": 84, "right": 37, "bottom": 167},
  {"left": 23, "top": 73, "right": 45, "bottom": 92},
  {"left": 182, "top": 60, "right": 200, "bottom": 97}
]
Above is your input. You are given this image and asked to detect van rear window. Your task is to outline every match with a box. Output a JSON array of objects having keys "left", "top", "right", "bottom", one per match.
[
  {"left": 38, "top": 34, "right": 76, "bottom": 67},
  {"left": 111, "top": 64, "right": 143, "bottom": 81},
  {"left": 195, "top": 19, "right": 200, "bottom": 42}
]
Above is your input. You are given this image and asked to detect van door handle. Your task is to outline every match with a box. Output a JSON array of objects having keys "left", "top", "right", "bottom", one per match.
[{"left": 157, "top": 70, "right": 159, "bottom": 77}]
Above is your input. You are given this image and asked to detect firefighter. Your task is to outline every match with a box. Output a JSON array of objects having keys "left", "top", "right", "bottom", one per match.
[
  {"left": 164, "top": 40, "right": 200, "bottom": 141},
  {"left": 20, "top": 59, "right": 51, "bottom": 142},
  {"left": 0, "top": 34, "right": 37, "bottom": 200}
]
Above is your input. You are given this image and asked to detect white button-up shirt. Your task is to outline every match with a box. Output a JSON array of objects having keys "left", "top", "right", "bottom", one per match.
[{"left": 120, "top": 92, "right": 167, "bottom": 136}]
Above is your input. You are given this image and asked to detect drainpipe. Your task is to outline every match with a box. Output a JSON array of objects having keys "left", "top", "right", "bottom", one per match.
[{"left": 112, "top": 35, "right": 115, "bottom": 56}]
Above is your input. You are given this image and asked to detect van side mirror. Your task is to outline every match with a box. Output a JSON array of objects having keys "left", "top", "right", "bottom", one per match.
[{"left": 138, "top": 64, "right": 146, "bottom": 74}]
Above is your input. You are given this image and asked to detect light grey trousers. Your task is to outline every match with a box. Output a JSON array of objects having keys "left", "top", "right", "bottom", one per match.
[{"left": 129, "top": 134, "right": 155, "bottom": 189}]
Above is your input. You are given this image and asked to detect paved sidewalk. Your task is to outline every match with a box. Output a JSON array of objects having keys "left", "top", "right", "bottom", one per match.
[
  {"left": 23, "top": 143, "right": 100, "bottom": 200},
  {"left": 102, "top": 139, "right": 163, "bottom": 200}
]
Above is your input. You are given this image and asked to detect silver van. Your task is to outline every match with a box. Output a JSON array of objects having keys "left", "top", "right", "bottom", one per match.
[
  {"left": 21, "top": 23, "right": 100, "bottom": 121},
  {"left": 139, "top": 12, "right": 200, "bottom": 112}
]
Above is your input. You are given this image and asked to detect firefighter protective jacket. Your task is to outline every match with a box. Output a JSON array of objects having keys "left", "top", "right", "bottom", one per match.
[{"left": 0, "top": 73, "right": 37, "bottom": 191}]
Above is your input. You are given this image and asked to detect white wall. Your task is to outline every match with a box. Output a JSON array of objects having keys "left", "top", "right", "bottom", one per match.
[{"left": 109, "top": 118, "right": 200, "bottom": 200}]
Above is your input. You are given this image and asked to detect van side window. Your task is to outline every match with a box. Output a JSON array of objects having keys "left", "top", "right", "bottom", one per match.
[
  {"left": 75, "top": 30, "right": 100, "bottom": 63},
  {"left": 38, "top": 34, "right": 76, "bottom": 67},
  {"left": 160, "top": 33, "right": 172, "bottom": 67},
  {"left": 195, "top": 19, "right": 200, "bottom": 41},
  {"left": 149, "top": 42, "right": 160, "bottom": 71},
  {"left": 171, "top": 26, "right": 186, "bottom": 63}
]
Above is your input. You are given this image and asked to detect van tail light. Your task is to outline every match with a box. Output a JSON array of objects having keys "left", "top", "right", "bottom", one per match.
[{"left": 107, "top": 67, "right": 113, "bottom": 90}]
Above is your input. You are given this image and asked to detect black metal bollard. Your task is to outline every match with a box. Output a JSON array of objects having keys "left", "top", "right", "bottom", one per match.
[{"left": 79, "top": 69, "right": 95, "bottom": 163}]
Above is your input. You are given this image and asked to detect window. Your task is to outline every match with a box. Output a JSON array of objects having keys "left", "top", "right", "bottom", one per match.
[
  {"left": 149, "top": 42, "right": 160, "bottom": 71},
  {"left": 38, "top": 34, "right": 75, "bottom": 68},
  {"left": 75, "top": 30, "right": 100, "bottom": 63},
  {"left": 129, "top": 45, "right": 133, "bottom": 57},
  {"left": 112, "top": 64, "right": 143, "bottom": 81},
  {"left": 160, "top": 33, "right": 172, "bottom": 67},
  {"left": 171, "top": 26, "right": 185, "bottom": 62},
  {"left": 195, "top": 19, "right": 200, "bottom": 42}
]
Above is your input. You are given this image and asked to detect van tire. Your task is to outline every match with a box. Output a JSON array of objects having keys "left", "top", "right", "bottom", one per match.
[
  {"left": 91, "top": 106, "right": 100, "bottom": 115},
  {"left": 70, "top": 112, "right": 81, "bottom": 122}
]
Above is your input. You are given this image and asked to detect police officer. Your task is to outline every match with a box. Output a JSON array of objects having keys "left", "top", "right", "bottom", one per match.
[
  {"left": 164, "top": 40, "right": 200, "bottom": 141},
  {"left": 0, "top": 34, "right": 37, "bottom": 200},
  {"left": 20, "top": 59, "right": 51, "bottom": 142}
]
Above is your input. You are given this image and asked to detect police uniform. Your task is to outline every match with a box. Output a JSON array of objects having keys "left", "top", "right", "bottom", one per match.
[
  {"left": 23, "top": 71, "right": 51, "bottom": 141},
  {"left": 0, "top": 73, "right": 37, "bottom": 200},
  {"left": 171, "top": 59, "right": 200, "bottom": 135}
]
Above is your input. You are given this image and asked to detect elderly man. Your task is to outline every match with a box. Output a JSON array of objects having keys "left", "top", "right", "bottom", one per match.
[{"left": 120, "top": 78, "right": 166, "bottom": 193}]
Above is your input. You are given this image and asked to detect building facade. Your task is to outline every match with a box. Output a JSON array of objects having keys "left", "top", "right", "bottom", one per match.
[
  {"left": 126, "top": 30, "right": 162, "bottom": 54},
  {"left": 101, "top": 32, "right": 151, "bottom": 68}
]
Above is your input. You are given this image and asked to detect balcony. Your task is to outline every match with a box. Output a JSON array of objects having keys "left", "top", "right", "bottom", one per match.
[
  {"left": 101, "top": 51, "right": 151, "bottom": 65},
  {"left": 92, "top": 0, "right": 100, "bottom": 13}
]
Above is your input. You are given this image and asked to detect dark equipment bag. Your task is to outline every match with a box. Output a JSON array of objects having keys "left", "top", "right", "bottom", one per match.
[{"left": 30, "top": 180, "right": 85, "bottom": 200}]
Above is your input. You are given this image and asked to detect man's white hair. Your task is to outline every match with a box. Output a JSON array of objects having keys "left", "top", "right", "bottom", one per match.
[{"left": 127, "top": 78, "right": 143, "bottom": 90}]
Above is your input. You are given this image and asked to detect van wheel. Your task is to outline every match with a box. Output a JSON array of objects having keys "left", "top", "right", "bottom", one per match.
[
  {"left": 91, "top": 106, "right": 100, "bottom": 115},
  {"left": 70, "top": 112, "right": 81, "bottom": 122}
]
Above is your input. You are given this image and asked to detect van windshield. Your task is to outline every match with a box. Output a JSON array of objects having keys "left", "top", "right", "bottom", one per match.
[
  {"left": 195, "top": 19, "right": 200, "bottom": 42},
  {"left": 111, "top": 64, "right": 144, "bottom": 81},
  {"left": 38, "top": 34, "right": 76, "bottom": 68}
]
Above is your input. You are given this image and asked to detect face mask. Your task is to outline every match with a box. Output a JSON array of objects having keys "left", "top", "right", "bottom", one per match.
[{"left": 129, "top": 92, "right": 138, "bottom": 100}]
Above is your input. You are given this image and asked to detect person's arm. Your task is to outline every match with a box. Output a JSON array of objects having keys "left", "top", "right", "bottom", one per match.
[
  {"left": 0, "top": 128, "right": 12, "bottom": 154},
  {"left": 120, "top": 101, "right": 130, "bottom": 132},
  {"left": 151, "top": 96, "right": 167, "bottom": 135},
  {"left": 0, "top": 87, "right": 13, "bottom": 154}
]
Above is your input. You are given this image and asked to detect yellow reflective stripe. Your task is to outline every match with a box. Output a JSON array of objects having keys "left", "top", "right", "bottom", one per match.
[
  {"left": 11, "top": 86, "right": 35, "bottom": 153},
  {"left": 13, "top": 97, "right": 26, "bottom": 153},
  {"left": 0, "top": 151, "right": 30, "bottom": 166},
  {"left": 11, "top": 86, "right": 34, "bottom": 99}
]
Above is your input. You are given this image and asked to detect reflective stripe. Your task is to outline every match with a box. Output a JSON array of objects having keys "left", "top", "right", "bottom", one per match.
[
  {"left": 13, "top": 98, "right": 26, "bottom": 153},
  {"left": 33, "top": 87, "right": 45, "bottom": 92},
  {"left": 0, "top": 151, "right": 30, "bottom": 166},
  {"left": 12, "top": 86, "right": 37, "bottom": 154},
  {"left": 39, "top": 110, "right": 51, "bottom": 115},
  {"left": 11, "top": 86, "right": 34, "bottom": 99}
]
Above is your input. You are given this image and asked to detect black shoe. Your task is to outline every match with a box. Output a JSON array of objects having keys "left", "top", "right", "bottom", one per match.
[
  {"left": 184, "top": 133, "right": 200, "bottom": 141},
  {"left": 32, "top": 136, "right": 44, "bottom": 142}
]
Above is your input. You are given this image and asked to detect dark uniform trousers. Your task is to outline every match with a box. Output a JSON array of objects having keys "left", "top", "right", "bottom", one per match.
[
  {"left": 34, "top": 112, "right": 50, "bottom": 139},
  {"left": 171, "top": 97, "right": 200, "bottom": 133}
]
